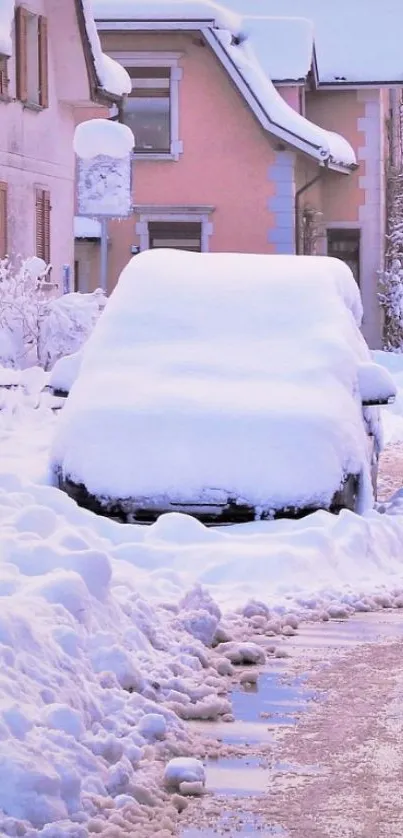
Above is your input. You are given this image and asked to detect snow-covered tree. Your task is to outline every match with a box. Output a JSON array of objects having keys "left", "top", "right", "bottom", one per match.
[
  {"left": 378, "top": 171, "right": 403, "bottom": 350},
  {"left": 378, "top": 92, "right": 403, "bottom": 350}
]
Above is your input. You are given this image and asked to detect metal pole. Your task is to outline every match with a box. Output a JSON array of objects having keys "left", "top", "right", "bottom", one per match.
[{"left": 100, "top": 218, "right": 108, "bottom": 293}]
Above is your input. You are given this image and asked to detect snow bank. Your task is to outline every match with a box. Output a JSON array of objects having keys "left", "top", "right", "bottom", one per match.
[
  {"left": 74, "top": 119, "right": 134, "bottom": 160},
  {"left": 0, "top": 0, "right": 14, "bottom": 56},
  {"left": 52, "top": 250, "right": 375, "bottom": 515}
]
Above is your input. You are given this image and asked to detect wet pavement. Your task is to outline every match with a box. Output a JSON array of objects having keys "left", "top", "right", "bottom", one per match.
[{"left": 178, "top": 611, "right": 403, "bottom": 838}]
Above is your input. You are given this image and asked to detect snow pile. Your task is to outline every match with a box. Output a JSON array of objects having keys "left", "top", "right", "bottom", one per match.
[
  {"left": 52, "top": 250, "right": 377, "bottom": 515},
  {"left": 0, "top": 0, "right": 14, "bottom": 56},
  {"left": 74, "top": 120, "right": 134, "bottom": 160},
  {"left": 81, "top": 0, "right": 131, "bottom": 96},
  {"left": 40, "top": 291, "right": 106, "bottom": 370},
  {"left": 214, "top": 29, "right": 356, "bottom": 167},
  {"left": 243, "top": 15, "right": 314, "bottom": 82}
]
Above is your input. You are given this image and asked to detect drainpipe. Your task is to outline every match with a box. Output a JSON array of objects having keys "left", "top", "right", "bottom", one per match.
[
  {"left": 295, "top": 163, "right": 328, "bottom": 255},
  {"left": 100, "top": 219, "right": 108, "bottom": 293}
]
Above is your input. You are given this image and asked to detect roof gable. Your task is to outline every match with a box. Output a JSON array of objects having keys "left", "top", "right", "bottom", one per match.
[{"left": 94, "top": 0, "right": 356, "bottom": 170}]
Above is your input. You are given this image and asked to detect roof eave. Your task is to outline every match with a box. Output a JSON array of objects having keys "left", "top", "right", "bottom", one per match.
[
  {"left": 75, "top": 0, "right": 125, "bottom": 103},
  {"left": 318, "top": 79, "right": 403, "bottom": 89},
  {"left": 327, "top": 160, "right": 358, "bottom": 174},
  {"left": 204, "top": 29, "right": 354, "bottom": 171}
]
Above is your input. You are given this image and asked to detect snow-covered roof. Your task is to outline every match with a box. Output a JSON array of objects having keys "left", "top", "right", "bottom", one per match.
[
  {"left": 92, "top": 0, "right": 243, "bottom": 32},
  {"left": 74, "top": 216, "right": 102, "bottom": 239},
  {"left": 242, "top": 16, "right": 315, "bottom": 83},
  {"left": 213, "top": 31, "right": 355, "bottom": 168},
  {"left": 0, "top": 0, "right": 14, "bottom": 56},
  {"left": 81, "top": 0, "right": 131, "bottom": 97},
  {"left": 225, "top": 0, "right": 403, "bottom": 84},
  {"left": 93, "top": 0, "right": 355, "bottom": 169},
  {"left": 0, "top": 0, "right": 130, "bottom": 97}
]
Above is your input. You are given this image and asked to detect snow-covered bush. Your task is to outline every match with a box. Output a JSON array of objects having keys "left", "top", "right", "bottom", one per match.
[
  {"left": 39, "top": 289, "right": 106, "bottom": 369},
  {"left": 0, "top": 256, "right": 106, "bottom": 369},
  {"left": 0, "top": 255, "right": 54, "bottom": 367}
]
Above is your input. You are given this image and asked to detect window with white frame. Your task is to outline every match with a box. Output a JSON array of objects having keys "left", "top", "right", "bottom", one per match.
[
  {"left": 110, "top": 52, "right": 183, "bottom": 159},
  {"left": 124, "top": 67, "right": 171, "bottom": 154}
]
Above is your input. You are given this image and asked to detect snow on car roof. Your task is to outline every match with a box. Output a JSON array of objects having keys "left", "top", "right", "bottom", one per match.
[{"left": 52, "top": 251, "right": 374, "bottom": 514}]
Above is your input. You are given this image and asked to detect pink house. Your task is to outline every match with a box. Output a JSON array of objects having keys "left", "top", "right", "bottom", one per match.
[
  {"left": 0, "top": 0, "right": 129, "bottom": 289},
  {"left": 75, "top": 0, "right": 403, "bottom": 348}
]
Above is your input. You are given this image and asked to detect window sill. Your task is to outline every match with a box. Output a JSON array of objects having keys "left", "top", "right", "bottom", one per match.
[
  {"left": 22, "top": 101, "right": 45, "bottom": 112},
  {"left": 132, "top": 152, "right": 178, "bottom": 162}
]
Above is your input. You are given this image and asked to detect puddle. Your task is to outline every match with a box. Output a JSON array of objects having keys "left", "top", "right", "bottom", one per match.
[
  {"left": 190, "top": 671, "right": 315, "bottom": 747},
  {"left": 231, "top": 672, "right": 316, "bottom": 727},
  {"left": 206, "top": 756, "right": 269, "bottom": 796}
]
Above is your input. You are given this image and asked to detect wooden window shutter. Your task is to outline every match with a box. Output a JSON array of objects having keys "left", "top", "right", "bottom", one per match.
[
  {"left": 0, "top": 182, "right": 8, "bottom": 258},
  {"left": 36, "top": 188, "right": 51, "bottom": 263},
  {"left": 43, "top": 190, "right": 51, "bottom": 262},
  {"left": 15, "top": 5, "right": 29, "bottom": 103},
  {"left": 38, "top": 16, "right": 48, "bottom": 108},
  {"left": 0, "top": 56, "right": 9, "bottom": 99}
]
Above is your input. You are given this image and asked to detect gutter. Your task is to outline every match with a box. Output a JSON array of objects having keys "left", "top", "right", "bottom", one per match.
[{"left": 295, "top": 166, "right": 327, "bottom": 255}]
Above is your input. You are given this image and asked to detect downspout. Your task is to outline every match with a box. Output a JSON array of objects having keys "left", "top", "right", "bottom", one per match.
[{"left": 295, "top": 162, "right": 328, "bottom": 255}]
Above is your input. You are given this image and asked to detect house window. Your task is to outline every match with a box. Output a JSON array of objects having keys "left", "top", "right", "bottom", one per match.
[
  {"left": 148, "top": 221, "right": 202, "bottom": 252},
  {"left": 123, "top": 67, "right": 171, "bottom": 153},
  {"left": 16, "top": 6, "right": 48, "bottom": 108},
  {"left": 36, "top": 188, "right": 51, "bottom": 263},
  {"left": 0, "top": 182, "right": 8, "bottom": 258},
  {"left": 0, "top": 55, "right": 9, "bottom": 99},
  {"left": 327, "top": 228, "right": 360, "bottom": 285}
]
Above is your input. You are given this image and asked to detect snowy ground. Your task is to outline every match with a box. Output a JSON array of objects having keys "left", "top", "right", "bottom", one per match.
[{"left": 1, "top": 351, "right": 403, "bottom": 836}]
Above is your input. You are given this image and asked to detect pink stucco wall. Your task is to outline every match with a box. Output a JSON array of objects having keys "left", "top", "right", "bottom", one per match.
[
  {"left": 95, "top": 31, "right": 278, "bottom": 291},
  {"left": 278, "top": 86, "right": 301, "bottom": 112},
  {"left": 305, "top": 90, "right": 366, "bottom": 224},
  {"left": 0, "top": 0, "right": 94, "bottom": 289}
]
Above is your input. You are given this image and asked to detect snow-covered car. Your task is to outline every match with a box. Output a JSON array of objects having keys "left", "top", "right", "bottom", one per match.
[{"left": 51, "top": 250, "right": 396, "bottom": 523}]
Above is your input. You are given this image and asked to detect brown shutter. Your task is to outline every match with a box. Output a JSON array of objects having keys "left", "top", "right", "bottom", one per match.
[
  {"left": 38, "top": 16, "right": 48, "bottom": 108},
  {"left": 0, "top": 56, "right": 9, "bottom": 99},
  {"left": 43, "top": 190, "right": 51, "bottom": 262},
  {"left": 15, "top": 6, "right": 29, "bottom": 103},
  {"left": 0, "top": 182, "right": 8, "bottom": 258},
  {"left": 36, "top": 188, "right": 51, "bottom": 263}
]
